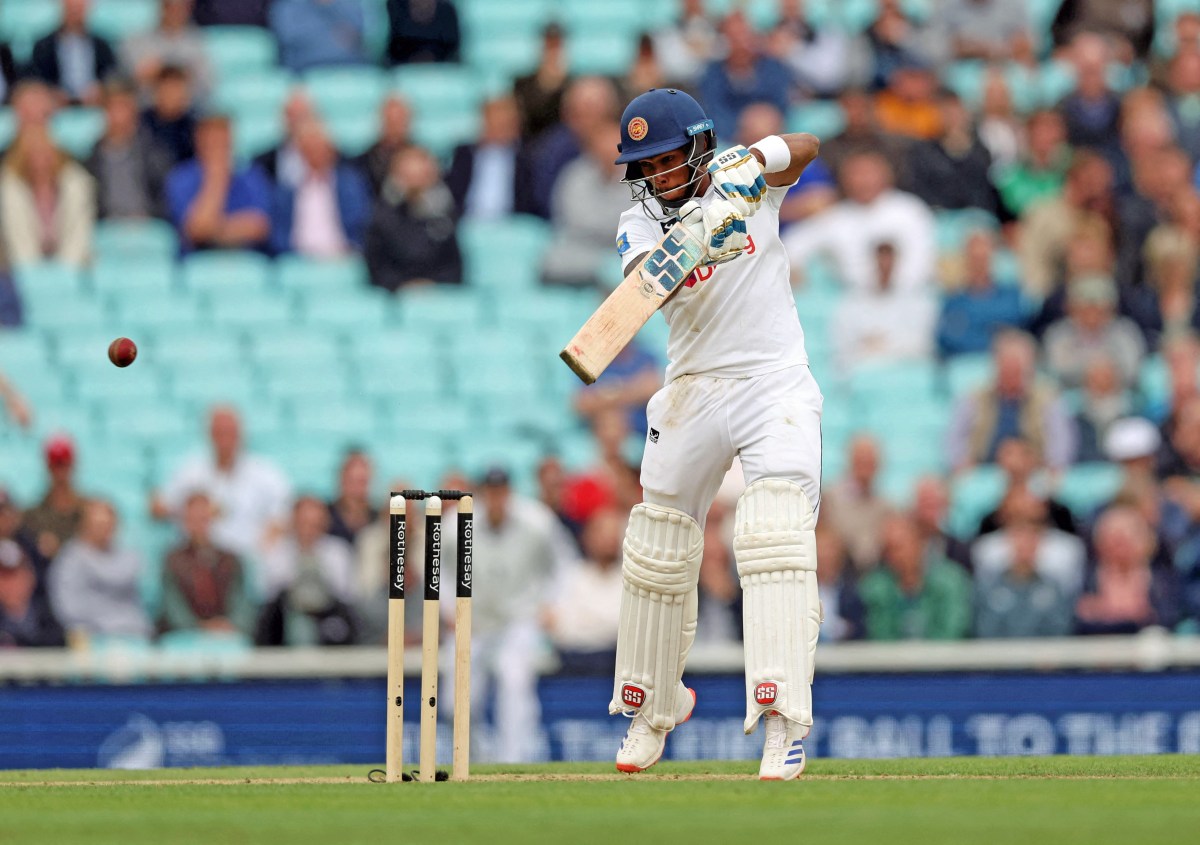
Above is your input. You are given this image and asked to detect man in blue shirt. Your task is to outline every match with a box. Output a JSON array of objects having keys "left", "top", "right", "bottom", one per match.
[
  {"left": 937, "top": 231, "right": 1028, "bottom": 357},
  {"left": 165, "top": 113, "right": 272, "bottom": 253}
]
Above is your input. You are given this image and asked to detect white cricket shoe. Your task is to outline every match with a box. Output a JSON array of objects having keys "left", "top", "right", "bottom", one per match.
[
  {"left": 615, "top": 684, "right": 696, "bottom": 774},
  {"left": 758, "top": 710, "right": 808, "bottom": 781}
]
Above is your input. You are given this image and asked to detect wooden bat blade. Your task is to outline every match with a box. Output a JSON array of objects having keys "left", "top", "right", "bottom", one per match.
[{"left": 560, "top": 222, "right": 703, "bottom": 384}]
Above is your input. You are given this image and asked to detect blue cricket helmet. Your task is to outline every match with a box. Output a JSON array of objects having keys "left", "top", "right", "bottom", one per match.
[{"left": 615, "top": 88, "right": 714, "bottom": 165}]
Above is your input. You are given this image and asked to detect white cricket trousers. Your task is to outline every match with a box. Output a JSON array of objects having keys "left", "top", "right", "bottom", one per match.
[{"left": 639, "top": 364, "right": 824, "bottom": 523}]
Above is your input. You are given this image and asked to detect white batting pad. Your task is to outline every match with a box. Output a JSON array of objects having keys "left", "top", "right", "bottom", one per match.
[
  {"left": 610, "top": 503, "right": 703, "bottom": 731},
  {"left": 735, "top": 478, "right": 821, "bottom": 733}
]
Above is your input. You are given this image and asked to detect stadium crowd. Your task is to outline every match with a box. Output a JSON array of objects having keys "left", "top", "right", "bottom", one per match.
[{"left": 2, "top": 0, "right": 1200, "bottom": 668}]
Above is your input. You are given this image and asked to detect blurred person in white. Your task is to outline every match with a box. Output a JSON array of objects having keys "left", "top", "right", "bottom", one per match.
[
  {"left": 541, "top": 120, "right": 629, "bottom": 288},
  {"left": 1075, "top": 505, "right": 1183, "bottom": 635},
  {"left": 767, "top": 0, "right": 852, "bottom": 99},
  {"left": 20, "top": 436, "right": 86, "bottom": 562},
  {"left": 831, "top": 241, "right": 936, "bottom": 374},
  {"left": 973, "top": 513, "right": 1074, "bottom": 639},
  {"left": 151, "top": 405, "right": 293, "bottom": 564},
  {"left": 0, "top": 536, "right": 64, "bottom": 648},
  {"left": 121, "top": 0, "right": 212, "bottom": 105},
  {"left": 652, "top": 0, "right": 718, "bottom": 87},
  {"left": 821, "top": 435, "right": 894, "bottom": 573},
  {"left": 326, "top": 449, "right": 376, "bottom": 547},
  {"left": 784, "top": 150, "right": 935, "bottom": 294},
  {"left": 85, "top": 79, "right": 172, "bottom": 220},
  {"left": 946, "top": 330, "right": 1077, "bottom": 472},
  {"left": 446, "top": 96, "right": 528, "bottom": 221},
  {"left": 1073, "top": 353, "right": 1133, "bottom": 463},
  {"left": 737, "top": 103, "right": 836, "bottom": 225},
  {"left": 544, "top": 507, "right": 625, "bottom": 674},
  {"left": 269, "top": 117, "right": 371, "bottom": 257},
  {"left": 364, "top": 144, "right": 462, "bottom": 291},
  {"left": 28, "top": 0, "right": 117, "bottom": 107},
  {"left": 971, "top": 487, "right": 1086, "bottom": 600},
  {"left": 1043, "top": 274, "right": 1145, "bottom": 392},
  {"left": 159, "top": 491, "right": 256, "bottom": 637},
  {"left": 358, "top": 95, "right": 412, "bottom": 195},
  {"left": 0, "top": 126, "right": 95, "bottom": 268},
  {"left": 450, "top": 467, "right": 560, "bottom": 763},
  {"left": 941, "top": 0, "right": 1031, "bottom": 64},
  {"left": 258, "top": 495, "right": 358, "bottom": 645},
  {"left": 270, "top": 0, "right": 368, "bottom": 75},
  {"left": 49, "top": 498, "right": 151, "bottom": 641}
]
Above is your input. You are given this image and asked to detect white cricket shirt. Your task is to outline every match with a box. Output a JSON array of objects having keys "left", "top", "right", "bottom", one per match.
[{"left": 616, "top": 183, "right": 808, "bottom": 382}]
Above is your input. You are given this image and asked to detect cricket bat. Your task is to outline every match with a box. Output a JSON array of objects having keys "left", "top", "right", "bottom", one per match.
[{"left": 560, "top": 222, "right": 704, "bottom": 384}]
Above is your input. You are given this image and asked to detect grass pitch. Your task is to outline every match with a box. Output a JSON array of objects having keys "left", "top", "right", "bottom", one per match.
[{"left": 2, "top": 756, "right": 1197, "bottom": 845}]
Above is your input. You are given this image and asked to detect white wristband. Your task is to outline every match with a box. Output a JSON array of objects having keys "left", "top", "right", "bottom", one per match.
[{"left": 749, "top": 134, "right": 790, "bottom": 173}]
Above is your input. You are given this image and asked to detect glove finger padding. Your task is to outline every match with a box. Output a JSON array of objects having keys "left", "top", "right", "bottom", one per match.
[
  {"left": 680, "top": 199, "right": 748, "bottom": 267},
  {"left": 707, "top": 145, "right": 767, "bottom": 217}
]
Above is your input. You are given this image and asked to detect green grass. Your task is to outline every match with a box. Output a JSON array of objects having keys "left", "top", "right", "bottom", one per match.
[{"left": 1, "top": 757, "right": 1198, "bottom": 845}]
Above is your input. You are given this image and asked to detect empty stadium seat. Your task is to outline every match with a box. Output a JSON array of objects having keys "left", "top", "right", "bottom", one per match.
[
  {"left": 398, "top": 287, "right": 486, "bottom": 332},
  {"left": 275, "top": 255, "right": 368, "bottom": 293},
  {"left": 209, "top": 293, "right": 295, "bottom": 330},
  {"left": 392, "top": 64, "right": 486, "bottom": 119},
  {"left": 93, "top": 220, "right": 179, "bottom": 260},
  {"left": 90, "top": 0, "right": 158, "bottom": 42},
  {"left": 567, "top": 32, "right": 638, "bottom": 76},
  {"left": 948, "top": 465, "right": 1007, "bottom": 537},
  {"left": 304, "top": 66, "right": 389, "bottom": 119},
  {"left": 0, "top": 0, "right": 60, "bottom": 59},
  {"left": 463, "top": 31, "right": 541, "bottom": 79},
  {"left": 297, "top": 288, "right": 390, "bottom": 330},
  {"left": 1056, "top": 462, "right": 1124, "bottom": 518},
  {"left": 293, "top": 399, "right": 376, "bottom": 440},
  {"left": 0, "top": 328, "right": 49, "bottom": 368},
  {"left": 92, "top": 255, "right": 178, "bottom": 297},
  {"left": 358, "top": 360, "right": 448, "bottom": 402},
  {"left": 234, "top": 111, "right": 285, "bottom": 161},
  {"left": 348, "top": 327, "right": 445, "bottom": 366},
  {"left": 460, "top": 215, "right": 552, "bottom": 290},
  {"left": 213, "top": 68, "right": 295, "bottom": 121},
  {"left": 181, "top": 251, "right": 273, "bottom": 294},
  {"left": 204, "top": 26, "right": 279, "bottom": 77},
  {"left": 51, "top": 108, "right": 106, "bottom": 158}
]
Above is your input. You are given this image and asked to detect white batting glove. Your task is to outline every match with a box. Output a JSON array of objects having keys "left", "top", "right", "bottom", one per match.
[
  {"left": 680, "top": 198, "right": 748, "bottom": 267},
  {"left": 707, "top": 145, "right": 767, "bottom": 217}
]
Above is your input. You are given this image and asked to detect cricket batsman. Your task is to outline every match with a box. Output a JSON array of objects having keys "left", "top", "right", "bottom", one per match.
[{"left": 608, "top": 88, "right": 823, "bottom": 780}]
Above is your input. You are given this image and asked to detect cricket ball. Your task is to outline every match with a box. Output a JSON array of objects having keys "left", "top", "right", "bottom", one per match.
[{"left": 108, "top": 337, "right": 138, "bottom": 368}]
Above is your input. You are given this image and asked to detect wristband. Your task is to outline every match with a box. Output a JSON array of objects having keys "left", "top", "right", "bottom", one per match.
[{"left": 749, "top": 134, "right": 790, "bottom": 173}]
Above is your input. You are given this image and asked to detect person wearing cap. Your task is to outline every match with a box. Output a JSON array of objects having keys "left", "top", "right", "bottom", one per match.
[
  {"left": 20, "top": 436, "right": 86, "bottom": 562},
  {"left": 164, "top": 111, "right": 272, "bottom": 254},
  {"left": 1044, "top": 273, "right": 1146, "bottom": 391},
  {"left": 0, "top": 537, "right": 65, "bottom": 648}
]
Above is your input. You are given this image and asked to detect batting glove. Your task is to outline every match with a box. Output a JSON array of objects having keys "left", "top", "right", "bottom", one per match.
[
  {"left": 707, "top": 145, "right": 767, "bottom": 217},
  {"left": 680, "top": 199, "right": 748, "bottom": 267}
]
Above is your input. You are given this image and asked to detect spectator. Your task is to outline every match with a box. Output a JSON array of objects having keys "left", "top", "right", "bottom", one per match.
[
  {"left": 1158, "top": 396, "right": 1200, "bottom": 529},
  {"left": 975, "top": 70, "right": 1022, "bottom": 172},
  {"left": 736, "top": 102, "right": 836, "bottom": 225},
  {"left": 696, "top": 489, "right": 741, "bottom": 645},
  {"left": 49, "top": 499, "right": 151, "bottom": 641},
  {"left": 815, "top": 518, "right": 864, "bottom": 641},
  {"left": 1141, "top": 194, "right": 1200, "bottom": 344},
  {"left": 1057, "top": 33, "right": 1122, "bottom": 157},
  {"left": 0, "top": 537, "right": 64, "bottom": 647},
  {"left": 1102, "top": 418, "right": 1190, "bottom": 564},
  {"left": 1164, "top": 52, "right": 1200, "bottom": 163},
  {"left": 906, "top": 88, "right": 1000, "bottom": 216},
  {"left": 1114, "top": 136, "right": 1187, "bottom": 289},
  {"left": 462, "top": 466, "right": 561, "bottom": 763},
  {"left": 851, "top": 0, "right": 944, "bottom": 90},
  {"left": 994, "top": 109, "right": 1070, "bottom": 219},
  {"left": 697, "top": 12, "right": 793, "bottom": 142},
  {"left": 544, "top": 507, "right": 624, "bottom": 673},
  {"left": 974, "top": 516, "right": 1074, "bottom": 638},
  {"left": 20, "top": 436, "right": 86, "bottom": 562},
  {"left": 820, "top": 88, "right": 911, "bottom": 188},
  {"left": 258, "top": 495, "right": 359, "bottom": 646},
  {"left": 977, "top": 437, "right": 1077, "bottom": 536},
  {"left": 159, "top": 491, "right": 256, "bottom": 637},
  {"left": 0, "top": 127, "right": 96, "bottom": 268},
  {"left": 785, "top": 151, "right": 936, "bottom": 294},
  {"left": 28, "top": 0, "right": 117, "bottom": 106},
  {"left": 1018, "top": 150, "right": 1114, "bottom": 299},
  {"left": 943, "top": 0, "right": 1031, "bottom": 63},
  {"left": 1052, "top": 0, "right": 1154, "bottom": 60},
  {"left": 1151, "top": 332, "right": 1200, "bottom": 435},
  {"left": 947, "top": 331, "right": 1077, "bottom": 471},
  {"left": 270, "top": 117, "right": 371, "bottom": 257},
  {"left": 192, "top": 0, "right": 270, "bottom": 27},
  {"left": 254, "top": 88, "right": 317, "bottom": 187},
  {"left": 326, "top": 449, "right": 376, "bottom": 545},
  {"left": 821, "top": 435, "right": 894, "bottom": 572},
  {"left": 352, "top": 481, "right": 424, "bottom": 646},
  {"left": 574, "top": 339, "right": 660, "bottom": 440},
  {"left": 271, "top": 0, "right": 368, "bottom": 74},
  {"left": 121, "top": 0, "right": 213, "bottom": 105},
  {"left": 386, "top": 0, "right": 460, "bottom": 64},
  {"left": 535, "top": 455, "right": 574, "bottom": 536},
  {"left": 541, "top": 120, "right": 629, "bottom": 287},
  {"left": 364, "top": 144, "right": 462, "bottom": 291},
  {"left": 0, "top": 43, "right": 16, "bottom": 105},
  {"left": 767, "top": 0, "right": 853, "bottom": 99},
  {"left": 1074, "top": 353, "right": 1134, "bottom": 463},
  {"left": 151, "top": 405, "right": 292, "bottom": 562},
  {"left": 831, "top": 241, "right": 937, "bottom": 373},
  {"left": 1043, "top": 274, "right": 1146, "bottom": 391},
  {"left": 8, "top": 81, "right": 59, "bottom": 140},
  {"left": 358, "top": 95, "right": 412, "bottom": 195},
  {"left": 972, "top": 488, "right": 1087, "bottom": 599},
  {"left": 0, "top": 371, "right": 32, "bottom": 428},
  {"left": 446, "top": 95, "right": 530, "bottom": 220},
  {"left": 652, "top": 0, "right": 718, "bottom": 86},
  {"left": 910, "top": 475, "right": 972, "bottom": 571},
  {"left": 937, "top": 231, "right": 1027, "bottom": 357},
  {"left": 622, "top": 33, "right": 671, "bottom": 99},
  {"left": 1076, "top": 506, "right": 1183, "bottom": 634},
  {"left": 513, "top": 23, "right": 570, "bottom": 141},
  {"left": 859, "top": 514, "right": 973, "bottom": 640},
  {"left": 85, "top": 79, "right": 172, "bottom": 219},
  {"left": 141, "top": 64, "right": 197, "bottom": 165},
  {"left": 165, "top": 113, "right": 272, "bottom": 253},
  {"left": 525, "top": 76, "right": 620, "bottom": 220}
]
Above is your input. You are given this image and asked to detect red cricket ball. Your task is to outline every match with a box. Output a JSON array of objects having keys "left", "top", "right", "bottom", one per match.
[{"left": 108, "top": 337, "right": 138, "bottom": 368}]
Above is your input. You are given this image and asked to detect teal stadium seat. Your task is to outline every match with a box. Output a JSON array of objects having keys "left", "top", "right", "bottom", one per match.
[
  {"left": 262, "top": 360, "right": 353, "bottom": 402},
  {"left": 383, "top": 400, "right": 473, "bottom": 444},
  {"left": 92, "top": 255, "right": 178, "bottom": 297},
  {"left": 359, "top": 360, "right": 447, "bottom": 403},
  {"left": 210, "top": 292, "right": 295, "bottom": 330},
  {"left": 213, "top": 68, "right": 294, "bottom": 123},
  {"left": 348, "top": 327, "right": 445, "bottom": 367},
  {"left": 294, "top": 399, "right": 376, "bottom": 440},
  {"left": 458, "top": 358, "right": 542, "bottom": 402},
  {"left": 412, "top": 109, "right": 480, "bottom": 158},
  {"left": 0, "top": 0, "right": 60, "bottom": 60},
  {"left": 0, "top": 108, "right": 14, "bottom": 150},
  {"left": 945, "top": 353, "right": 993, "bottom": 398},
  {"left": 169, "top": 366, "right": 260, "bottom": 412},
  {"left": 7, "top": 361, "right": 70, "bottom": 407},
  {"left": 325, "top": 111, "right": 382, "bottom": 157},
  {"left": 110, "top": 290, "right": 206, "bottom": 336},
  {"left": 398, "top": 287, "right": 486, "bottom": 333},
  {"left": 493, "top": 288, "right": 600, "bottom": 338},
  {"left": 1138, "top": 354, "right": 1170, "bottom": 415},
  {"left": 304, "top": 66, "right": 389, "bottom": 120},
  {"left": 298, "top": 288, "right": 390, "bottom": 331},
  {"left": 788, "top": 101, "right": 847, "bottom": 140},
  {"left": 14, "top": 261, "right": 85, "bottom": 305},
  {"left": 275, "top": 255, "right": 368, "bottom": 294},
  {"left": 834, "top": 0, "right": 882, "bottom": 32},
  {"left": 457, "top": 434, "right": 544, "bottom": 486},
  {"left": 153, "top": 327, "right": 244, "bottom": 370},
  {"left": 89, "top": 0, "right": 159, "bottom": 42},
  {"left": 948, "top": 465, "right": 1007, "bottom": 537},
  {"left": 460, "top": 215, "right": 552, "bottom": 290},
  {"left": 1056, "top": 462, "right": 1124, "bottom": 518},
  {"left": 30, "top": 403, "right": 98, "bottom": 444},
  {"left": 0, "top": 329, "right": 49, "bottom": 369},
  {"left": 181, "top": 250, "right": 272, "bottom": 294},
  {"left": 23, "top": 294, "right": 105, "bottom": 334},
  {"left": 74, "top": 443, "right": 151, "bottom": 497},
  {"left": 392, "top": 64, "right": 486, "bottom": 123},
  {"left": 567, "top": 31, "right": 637, "bottom": 76},
  {"left": 464, "top": 31, "right": 541, "bottom": 79},
  {"left": 234, "top": 111, "right": 284, "bottom": 161},
  {"left": 0, "top": 445, "right": 43, "bottom": 502},
  {"left": 204, "top": 26, "right": 279, "bottom": 77},
  {"left": 73, "top": 359, "right": 165, "bottom": 404},
  {"left": 51, "top": 108, "right": 105, "bottom": 158},
  {"left": 251, "top": 328, "right": 340, "bottom": 367},
  {"left": 93, "top": 219, "right": 179, "bottom": 260}
]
